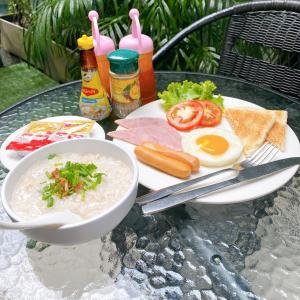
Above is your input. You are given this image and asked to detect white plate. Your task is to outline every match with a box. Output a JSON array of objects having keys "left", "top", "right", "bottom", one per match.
[
  {"left": 0, "top": 116, "right": 105, "bottom": 170},
  {"left": 113, "top": 97, "right": 300, "bottom": 204}
]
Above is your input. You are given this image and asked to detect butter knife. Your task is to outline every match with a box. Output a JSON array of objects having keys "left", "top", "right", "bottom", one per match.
[
  {"left": 141, "top": 157, "right": 300, "bottom": 215},
  {"left": 136, "top": 168, "right": 234, "bottom": 205}
]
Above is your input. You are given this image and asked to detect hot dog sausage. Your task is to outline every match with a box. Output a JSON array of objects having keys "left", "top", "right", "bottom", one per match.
[
  {"left": 141, "top": 141, "right": 200, "bottom": 172},
  {"left": 134, "top": 145, "right": 191, "bottom": 179}
]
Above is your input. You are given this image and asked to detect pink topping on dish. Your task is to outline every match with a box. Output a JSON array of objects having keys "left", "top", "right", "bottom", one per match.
[
  {"left": 108, "top": 124, "right": 182, "bottom": 151},
  {"left": 115, "top": 117, "right": 169, "bottom": 129}
]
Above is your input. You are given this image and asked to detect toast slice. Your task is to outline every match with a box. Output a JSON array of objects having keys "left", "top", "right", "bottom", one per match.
[
  {"left": 225, "top": 107, "right": 275, "bottom": 157},
  {"left": 266, "top": 110, "right": 287, "bottom": 151}
]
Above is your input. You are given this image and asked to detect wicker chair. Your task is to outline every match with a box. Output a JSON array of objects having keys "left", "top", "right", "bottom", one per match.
[{"left": 153, "top": 1, "right": 300, "bottom": 102}]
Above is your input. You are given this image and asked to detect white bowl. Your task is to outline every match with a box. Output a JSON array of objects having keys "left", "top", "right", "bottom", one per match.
[{"left": 1, "top": 138, "right": 138, "bottom": 245}]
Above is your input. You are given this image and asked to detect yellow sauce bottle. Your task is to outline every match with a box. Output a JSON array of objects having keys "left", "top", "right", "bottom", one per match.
[
  {"left": 107, "top": 49, "right": 141, "bottom": 118},
  {"left": 77, "top": 35, "right": 111, "bottom": 120}
]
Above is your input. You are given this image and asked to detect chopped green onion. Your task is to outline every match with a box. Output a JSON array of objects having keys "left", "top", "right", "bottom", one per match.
[
  {"left": 40, "top": 161, "right": 105, "bottom": 208},
  {"left": 47, "top": 197, "right": 54, "bottom": 208}
]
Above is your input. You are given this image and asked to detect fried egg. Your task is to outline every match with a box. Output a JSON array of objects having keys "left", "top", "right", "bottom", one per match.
[{"left": 182, "top": 128, "right": 243, "bottom": 167}]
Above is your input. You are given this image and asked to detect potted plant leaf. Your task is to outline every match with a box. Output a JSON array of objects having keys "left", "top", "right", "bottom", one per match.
[
  {"left": 0, "top": 0, "right": 80, "bottom": 82},
  {"left": 1, "top": 0, "right": 248, "bottom": 82},
  {"left": 0, "top": 0, "right": 32, "bottom": 62},
  {"left": 22, "top": 0, "right": 245, "bottom": 81}
]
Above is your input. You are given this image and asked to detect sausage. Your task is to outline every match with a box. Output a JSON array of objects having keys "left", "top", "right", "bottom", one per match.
[
  {"left": 134, "top": 145, "right": 191, "bottom": 179},
  {"left": 141, "top": 141, "right": 200, "bottom": 172}
]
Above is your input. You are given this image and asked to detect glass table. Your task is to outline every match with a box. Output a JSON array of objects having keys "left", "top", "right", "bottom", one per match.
[{"left": 0, "top": 72, "right": 299, "bottom": 299}]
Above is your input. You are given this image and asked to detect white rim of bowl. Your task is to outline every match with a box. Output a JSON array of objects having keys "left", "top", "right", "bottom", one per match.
[{"left": 1, "top": 138, "right": 139, "bottom": 230}]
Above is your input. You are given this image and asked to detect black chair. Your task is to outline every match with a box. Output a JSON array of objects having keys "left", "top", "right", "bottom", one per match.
[{"left": 153, "top": 0, "right": 300, "bottom": 102}]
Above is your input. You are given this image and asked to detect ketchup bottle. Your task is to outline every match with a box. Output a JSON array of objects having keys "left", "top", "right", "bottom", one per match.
[
  {"left": 119, "top": 9, "right": 156, "bottom": 104},
  {"left": 88, "top": 10, "right": 115, "bottom": 96}
]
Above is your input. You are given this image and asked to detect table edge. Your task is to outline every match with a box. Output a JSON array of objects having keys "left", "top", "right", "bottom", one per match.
[{"left": 0, "top": 72, "right": 299, "bottom": 117}]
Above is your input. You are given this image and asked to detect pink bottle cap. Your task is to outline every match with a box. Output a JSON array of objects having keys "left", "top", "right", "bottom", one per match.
[
  {"left": 88, "top": 10, "right": 115, "bottom": 56},
  {"left": 119, "top": 8, "right": 153, "bottom": 54}
]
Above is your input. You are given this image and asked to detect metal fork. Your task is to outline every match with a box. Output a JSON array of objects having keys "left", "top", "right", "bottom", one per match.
[{"left": 136, "top": 142, "right": 279, "bottom": 205}]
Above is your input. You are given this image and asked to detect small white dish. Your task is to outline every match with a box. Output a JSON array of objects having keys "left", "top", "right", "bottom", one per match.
[
  {"left": 0, "top": 116, "right": 106, "bottom": 170},
  {"left": 113, "top": 97, "right": 300, "bottom": 205},
  {"left": 1, "top": 138, "right": 138, "bottom": 245}
]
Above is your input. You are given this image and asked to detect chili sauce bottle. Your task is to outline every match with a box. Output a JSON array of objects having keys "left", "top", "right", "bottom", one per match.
[
  {"left": 119, "top": 9, "right": 156, "bottom": 105},
  {"left": 77, "top": 35, "right": 111, "bottom": 120},
  {"left": 107, "top": 49, "right": 141, "bottom": 118},
  {"left": 88, "top": 10, "right": 115, "bottom": 96}
]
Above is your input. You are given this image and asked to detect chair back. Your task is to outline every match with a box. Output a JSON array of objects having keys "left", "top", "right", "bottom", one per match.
[
  {"left": 153, "top": 1, "right": 300, "bottom": 101},
  {"left": 219, "top": 10, "right": 300, "bottom": 101}
]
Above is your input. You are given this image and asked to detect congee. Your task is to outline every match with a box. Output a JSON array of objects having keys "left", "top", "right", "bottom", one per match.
[{"left": 10, "top": 153, "right": 132, "bottom": 220}]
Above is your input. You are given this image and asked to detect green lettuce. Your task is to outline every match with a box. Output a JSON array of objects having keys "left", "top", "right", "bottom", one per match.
[{"left": 158, "top": 80, "right": 224, "bottom": 110}]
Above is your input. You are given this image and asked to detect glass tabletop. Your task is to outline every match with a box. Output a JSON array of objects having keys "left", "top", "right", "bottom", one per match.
[{"left": 0, "top": 72, "right": 299, "bottom": 299}]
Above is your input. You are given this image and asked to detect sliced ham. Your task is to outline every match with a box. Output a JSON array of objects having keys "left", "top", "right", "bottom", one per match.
[
  {"left": 115, "top": 117, "right": 168, "bottom": 129},
  {"left": 108, "top": 125, "right": 182, "bottom": 151}
]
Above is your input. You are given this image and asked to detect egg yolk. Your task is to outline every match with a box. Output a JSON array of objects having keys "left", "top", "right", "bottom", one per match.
[{"left": 196, "top": 134, "right": 229, "bottom": 155}]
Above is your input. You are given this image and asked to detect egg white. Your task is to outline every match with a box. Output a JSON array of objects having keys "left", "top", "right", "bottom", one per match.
[{"left": 182, "top": 128, "right": 243, "bottom": 167}]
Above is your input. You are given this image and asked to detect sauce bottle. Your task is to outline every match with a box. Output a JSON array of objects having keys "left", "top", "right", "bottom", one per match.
[
  {"left": 77, "top": 34, "right": 111, "bottom": 120},
  {"left": 119, "top": 8, "right": 156, "bottom": 105},
  {"left": 88, "top": 10, "right": 115, "bottom": 96},
  {"left": 107, "top": 49, "right": 141, "bottom": 118}
]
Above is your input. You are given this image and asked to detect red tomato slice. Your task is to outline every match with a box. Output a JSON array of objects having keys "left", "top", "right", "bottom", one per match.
[
  {"left": 166, "top": 101, "right": 203, "bottom": 131},
  {"left": 197, "top": 100, "right": 222, "bottom": 127}
]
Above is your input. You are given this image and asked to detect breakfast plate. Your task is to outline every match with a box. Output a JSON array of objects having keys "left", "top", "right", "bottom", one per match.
[
  {"left": 0, "top": 116, "right": 105, "bottom": 170},
  {"left": 113, "top": 97, "right": 300, "bottom": 204}
]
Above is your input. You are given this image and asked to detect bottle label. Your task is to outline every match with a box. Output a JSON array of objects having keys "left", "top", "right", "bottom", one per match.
[
  {"left": 82, "top": 87, "right": 99, "bottom": 96},
  {"left": 79, "top": 97, "right": 111, "bottom": 120},
  {"left": 110, "top": 76, "right": 141, "bottom": 104},
  {"left": 81, "top": 97, "right": 97, "bottom": 104},
  {"left": 80, "top": 69, "right": 111, "bottom": 120}
]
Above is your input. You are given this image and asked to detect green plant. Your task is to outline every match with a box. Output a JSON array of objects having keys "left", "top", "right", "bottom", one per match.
[
  {"left": 24, "top": 0, "right": 93, "bottom": 78},
  {"left": 23, "top": 0, "right": 250, "bottom": 80},
  {"left": 7, "top": 0, "right": 36, "bottom": 27}
]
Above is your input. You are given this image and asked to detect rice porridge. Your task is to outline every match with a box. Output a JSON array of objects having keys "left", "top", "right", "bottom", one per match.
[{"left": 10, "top": 153, "right": 132, "bottom": 220}]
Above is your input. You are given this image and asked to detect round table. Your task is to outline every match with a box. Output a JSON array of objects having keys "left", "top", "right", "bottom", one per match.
[{"left": 0, "top": 72, "right": 299, "bottom": 299}]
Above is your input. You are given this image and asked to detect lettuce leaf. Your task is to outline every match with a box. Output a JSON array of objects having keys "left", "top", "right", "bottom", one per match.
[
  {"left": 158, "top": 80, "right": 224, "bottom": 110},
  {"left": 210, "top": 95, "right": 224, "bottom": 109}
]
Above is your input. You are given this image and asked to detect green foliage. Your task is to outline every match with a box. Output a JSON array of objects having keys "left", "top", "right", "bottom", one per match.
[
  {"left": 24, "top": 0, "right": 93, "bottom": 76},
  {"left": 23, "top": 0, "right": 249, "bottom": 79},
  {"left": 7, "top": 0, "right": 37, "bottom": 27},
  {"left": 233, "top": 39, "right": 285, "bottom": 66}
]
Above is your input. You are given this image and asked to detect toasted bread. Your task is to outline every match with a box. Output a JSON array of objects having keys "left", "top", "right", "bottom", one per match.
[
  {"left": 266, "top": 110, "right": 287, "bottom": 151},
  {"left": 225, "top": 107, "right": 275, "bottom": 156}
]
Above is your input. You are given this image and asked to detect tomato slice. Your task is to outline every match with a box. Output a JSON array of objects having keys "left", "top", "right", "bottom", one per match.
[
  {"left": 197, "top": 100, "right": 222, "bottom": 127},
  {"left": 166, "top": 101, "right": 203, "bottom": 131}
]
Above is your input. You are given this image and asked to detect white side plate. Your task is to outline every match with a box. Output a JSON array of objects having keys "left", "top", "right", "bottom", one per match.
[{"left": 0, "top": 116, "right": 105, "bottom": 170}]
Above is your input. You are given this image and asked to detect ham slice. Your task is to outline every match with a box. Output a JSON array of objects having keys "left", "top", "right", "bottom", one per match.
[
  {"left": 115, "top": 117, "right": 169, "bottom": 129},
  {"left": 108, "top": 125, "right": 182, "bottom": 151}
]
